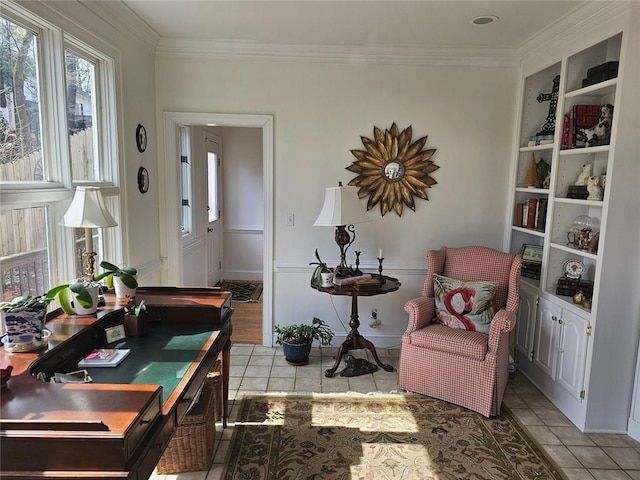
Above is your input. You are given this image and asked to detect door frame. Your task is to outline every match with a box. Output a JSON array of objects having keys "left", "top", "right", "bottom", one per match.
[{"left": 162, "top": 112, "right": 274, "bottom": 346}]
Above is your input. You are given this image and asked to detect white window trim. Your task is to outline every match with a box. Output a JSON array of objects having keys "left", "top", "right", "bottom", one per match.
[{"left": 1, "top": 1, "right": 124, "bottom": 287}]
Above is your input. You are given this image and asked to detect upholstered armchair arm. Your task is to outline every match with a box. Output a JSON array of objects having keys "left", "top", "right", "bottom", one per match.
[
  {"left": 403, "top": 296, "right": 436, "bottom": 334},
  {"left": 487, "top": 308, "right": 516, "bottom": 354}
]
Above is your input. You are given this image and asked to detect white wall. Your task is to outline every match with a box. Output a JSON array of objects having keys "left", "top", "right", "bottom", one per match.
[
  {"left": 214, "top": 127, "right": 264, "bottom": 280},
  {"left": 155, "top": 58, "right": 519, "bottom": 345}
]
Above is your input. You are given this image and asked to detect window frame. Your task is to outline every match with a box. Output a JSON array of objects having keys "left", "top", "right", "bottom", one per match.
[{"left": 1, "top": 1, "right": 122, "bottom": 293}]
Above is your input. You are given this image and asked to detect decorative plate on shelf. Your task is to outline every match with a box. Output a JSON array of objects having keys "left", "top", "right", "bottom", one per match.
[{"left": 563, "top": 259, "right": 585, "bottom": 280}]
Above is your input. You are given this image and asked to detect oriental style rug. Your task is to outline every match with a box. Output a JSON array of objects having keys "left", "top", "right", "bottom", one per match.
[
  {"left": 217, "top": 280, "right": 262, "bottom": 303},
  {"left": 223, "top": 393, "right": 568, "bottom": 480}
]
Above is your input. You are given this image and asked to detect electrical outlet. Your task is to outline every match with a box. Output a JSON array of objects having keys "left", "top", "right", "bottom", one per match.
[{"left": 370, "top": 308, "right": 381, "bottom": 328}]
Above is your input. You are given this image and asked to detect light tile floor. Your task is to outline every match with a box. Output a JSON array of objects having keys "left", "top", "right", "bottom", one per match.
[{"left": 151, "top": 344, "right": 640, "bottom": 480}]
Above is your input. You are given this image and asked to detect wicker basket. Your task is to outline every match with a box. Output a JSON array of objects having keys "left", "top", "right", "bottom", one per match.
[{"left": 157, "top": 377, "right": 216, "bottom": 473}]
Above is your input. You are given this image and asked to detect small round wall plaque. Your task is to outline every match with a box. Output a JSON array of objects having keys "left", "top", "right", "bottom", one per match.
[
  {"left": 138, "top": 167, "right": 149, "bottom": 194},
  {"left": 136, "top": 124, "right": 147, "bottom": 153}
]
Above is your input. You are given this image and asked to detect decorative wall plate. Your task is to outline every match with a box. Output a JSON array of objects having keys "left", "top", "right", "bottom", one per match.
[
  {"left": 563, "top": 259, "right": 585, "bottom": 279},
  {"left": 136, "top": 124, "right": 147, "bottom": 153},
  {"left": 138, "top": 167, "right": 149, "bottom": 193},
  {"left": 346, "top": 123, "right": 438, "bottom": 216}
]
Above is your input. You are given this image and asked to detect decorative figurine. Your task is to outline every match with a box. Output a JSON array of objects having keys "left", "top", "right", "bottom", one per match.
[
  {"left": 525, "top": 153, "right": 540, "bottom": 188},
  {"left": 573, "top": 291, "right": 585, "bottom": 305},
  {"left": 575, "top": 163, "right": 593, "bottom": 186},
  {"left": 587, "top": 175, "right": 603, "bottom": 201},
  {"left": 578, "top": 104, "right": 614, "bottom": 147}
]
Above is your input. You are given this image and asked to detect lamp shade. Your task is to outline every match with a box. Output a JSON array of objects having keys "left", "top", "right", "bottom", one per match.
[
  {"left": 60, "top": 186, "right": 118, "bottom": 228},
  {"left": 314, "top": 185, "right": 371, "bottom": 226}
]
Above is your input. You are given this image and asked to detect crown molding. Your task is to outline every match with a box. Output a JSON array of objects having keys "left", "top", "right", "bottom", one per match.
[
  {"left": 518, "top": 1, "right": 631, "bottom": 61},
  {"left": 156, "top": 39, "right": 520, "bottom": 67},
  {"left": 80, "top": 0, "right": 160, "bottom": 53}
]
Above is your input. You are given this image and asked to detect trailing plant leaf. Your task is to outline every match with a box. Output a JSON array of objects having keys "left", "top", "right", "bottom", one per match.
[{"left": 95, "top": 261, "right": 139, "bottom": 289}]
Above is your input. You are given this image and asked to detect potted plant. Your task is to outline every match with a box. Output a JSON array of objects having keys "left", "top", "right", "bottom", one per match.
[
  {"left": 309, "top": 249, "right": 332, "bottom": 287},
  {"left": 0, "top": 293, "right": 53, "bottom": 351},
  {"left": 275, "top": 317, "right": 334, "bottom": 366},
  {"left": 94, "top": 261, "right": 138, "bottom": 299},
  {"left": 46, "top": 280, "right": 99, "bottom": 315}
]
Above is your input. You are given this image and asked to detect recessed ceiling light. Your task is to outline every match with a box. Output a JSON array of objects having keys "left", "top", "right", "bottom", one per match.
[{"left": 470, "top": 15, "right": 500, "bottom": 25}]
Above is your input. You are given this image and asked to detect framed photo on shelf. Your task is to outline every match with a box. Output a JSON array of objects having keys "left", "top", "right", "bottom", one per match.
[{"left": 521, "top": 244, "right": 543, "bottom": 264}]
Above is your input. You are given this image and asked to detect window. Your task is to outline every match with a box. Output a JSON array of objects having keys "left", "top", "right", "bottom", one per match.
[
  {"left": 0, "top": 3, "right": 120, "bottom": 301},
  {"left": 180, "top": 126, "right": 192, "bottom": 234},
  {"left": 1, "top": 207, "right": 50, "bottom": 301},
  {"left": 0, "top": 15, "right": 43, "bottom": 181},
  {"left": 65, "top": 48, "right": 98, "bottom": 182}
]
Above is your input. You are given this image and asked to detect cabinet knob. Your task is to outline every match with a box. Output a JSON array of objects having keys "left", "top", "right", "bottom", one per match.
[
  {"left": 207, "top": 228, "right": 213, "bottom": 232},
  {"left": 552, "top": 316, "right": 557, "bottom": 322},
  {"left": 558, "top": 318, "right": 563, "bottom": 325}
]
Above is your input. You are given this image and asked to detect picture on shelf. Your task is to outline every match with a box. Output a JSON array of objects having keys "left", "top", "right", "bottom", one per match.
[{"left": 521, "top": 244, "right": 543, "bottom": 264}]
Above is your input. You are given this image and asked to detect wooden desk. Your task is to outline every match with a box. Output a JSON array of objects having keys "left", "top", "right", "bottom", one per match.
[
  {"left": 311, "top": 276, "right": 400, "bottom": 377},
  {"left": 0, "top": 287, "right": 231, "bottom": 480}
]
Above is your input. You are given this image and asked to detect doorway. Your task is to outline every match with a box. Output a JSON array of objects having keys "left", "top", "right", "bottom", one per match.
[
  {"left": 204, "top": 135, "right": 222, "bottom": 287},
  {"left": 162, "top": 112, "right": 274, "bottom": 346}
]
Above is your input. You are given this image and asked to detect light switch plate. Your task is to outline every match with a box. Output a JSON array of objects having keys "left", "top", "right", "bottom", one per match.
[{"left": 105, "top": 325, "right": 126, "bottom": 343}]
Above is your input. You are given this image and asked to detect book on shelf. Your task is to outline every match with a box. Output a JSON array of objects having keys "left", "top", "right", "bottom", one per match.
[
  {"left": 332, "top": 273, "right": 372, "bottom": 286},
  {"left": 526, "top": 198, "right": 537, "bottom": 229},
  {"left": 78, "top": 348, "right": 131, "bottom": 368},
  {"left": 527, "top": 134, "right": 554, "bottom": 147},
  {"left": 569, "top": 104, "right": 601, "bottom": 149},
  {"left": 514, "top": 199, "right": 547, "bottom": 231}
]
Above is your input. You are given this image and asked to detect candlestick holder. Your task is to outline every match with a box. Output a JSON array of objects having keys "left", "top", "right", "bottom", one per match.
[
  {"left": 377, "top": 257, "right": 385, "bottom": 284},
  {"left": 354, "top": 251, "right": 362, "bottom": 275}
]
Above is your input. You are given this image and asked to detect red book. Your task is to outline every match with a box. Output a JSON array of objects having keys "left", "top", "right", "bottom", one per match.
[
  {"left": 572, "top": 104, "right": 601, "bottom": 148},
  {"left": 526, "top": 199, "right": 537, "bottom": 229}
]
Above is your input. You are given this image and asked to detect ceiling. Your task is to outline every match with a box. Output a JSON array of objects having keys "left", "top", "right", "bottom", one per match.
[{"left": 122, "top": 1, "right": 589, "bottom": 51}]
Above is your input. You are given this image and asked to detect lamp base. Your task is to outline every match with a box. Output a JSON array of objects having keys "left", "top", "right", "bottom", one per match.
[{"left": 334, "top": 265, "right": 355, "bottom": 277}]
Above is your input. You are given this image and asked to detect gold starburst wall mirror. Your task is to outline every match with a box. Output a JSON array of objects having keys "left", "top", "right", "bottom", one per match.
[{"left": 347, "top": 123, "right": 439, "bottom": 217}]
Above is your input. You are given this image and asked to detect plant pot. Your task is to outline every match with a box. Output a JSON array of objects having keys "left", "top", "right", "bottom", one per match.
[
  {"left": 74, "top": 285, "right": 99, "bottom": 315},
  {"left": 282, "top": 341, "right": 312, "bottom": 366},
  {"left": 1, "top": 309, "right": 46, "bottom": 352},
  {"left": 320, "top": 272, "right": 334, "bottom": 287},
  {"left": 114, "top": 276, "right": 137, "bottom": 300}
]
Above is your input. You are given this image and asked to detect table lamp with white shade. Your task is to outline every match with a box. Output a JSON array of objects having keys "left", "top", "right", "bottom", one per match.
[
  {"left": 314, "top": 182, "right": 371, "bottom": 276},
  {"left": 60, "top": 186, "right": 118, "bottom": 281}
]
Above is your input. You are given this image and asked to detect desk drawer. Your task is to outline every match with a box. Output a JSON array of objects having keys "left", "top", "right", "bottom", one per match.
[
  {"left": 135, "top": 413, "right": 175, "bottom": 480},
  {"left": 127, "top": 391, "right": 162, "bottom": 458}
]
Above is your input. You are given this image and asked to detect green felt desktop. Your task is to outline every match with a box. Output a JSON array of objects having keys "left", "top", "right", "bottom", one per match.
[{"left": 85, "top": 324, "right": 214, "bottom": 403}]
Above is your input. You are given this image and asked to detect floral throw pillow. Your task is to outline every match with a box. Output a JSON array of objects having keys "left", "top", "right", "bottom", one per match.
[{"left": 433, "top": 273, "right": 498, "bottom": 334}]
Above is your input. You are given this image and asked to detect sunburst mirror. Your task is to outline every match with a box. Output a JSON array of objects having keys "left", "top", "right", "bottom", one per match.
[{"left": 346, "top": 123, "right": 439, "bottom": 217}]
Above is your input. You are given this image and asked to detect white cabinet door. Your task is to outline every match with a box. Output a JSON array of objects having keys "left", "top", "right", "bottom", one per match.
[
  {"left": 515, "top": 282, "right": 537, "bottom": 361},
  {"left": 556, "top": 308, "right": 590, "bottom": 400},
  {"left": 534, "top": 297, "right": 562, "bottom": 379}
]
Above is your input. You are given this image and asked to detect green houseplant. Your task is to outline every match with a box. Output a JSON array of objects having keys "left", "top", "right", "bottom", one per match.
[
  {"left": 309, "top": 249, "right": 331, "bottom": 286},
  {"left": 275, "top": 317, "right": 334, "bottom": 366},
  {"left": 94, "top": 260, "right": 138, "bottom": 299},
  {"left": 46, "top": 280, "right": 98, "bottom": 315}
]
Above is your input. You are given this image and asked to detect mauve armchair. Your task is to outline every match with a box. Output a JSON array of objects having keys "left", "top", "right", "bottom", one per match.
[{"left": 398, "top": 246, "right": 522, "bottom": 417}]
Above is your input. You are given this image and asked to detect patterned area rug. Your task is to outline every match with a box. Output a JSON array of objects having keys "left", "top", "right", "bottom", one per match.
[
  {"left": 217, "top": 280, "right": 262, "bottom": 303},
  {"left": 223, "top": 393, "right": 568, "bottom": 480}
]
